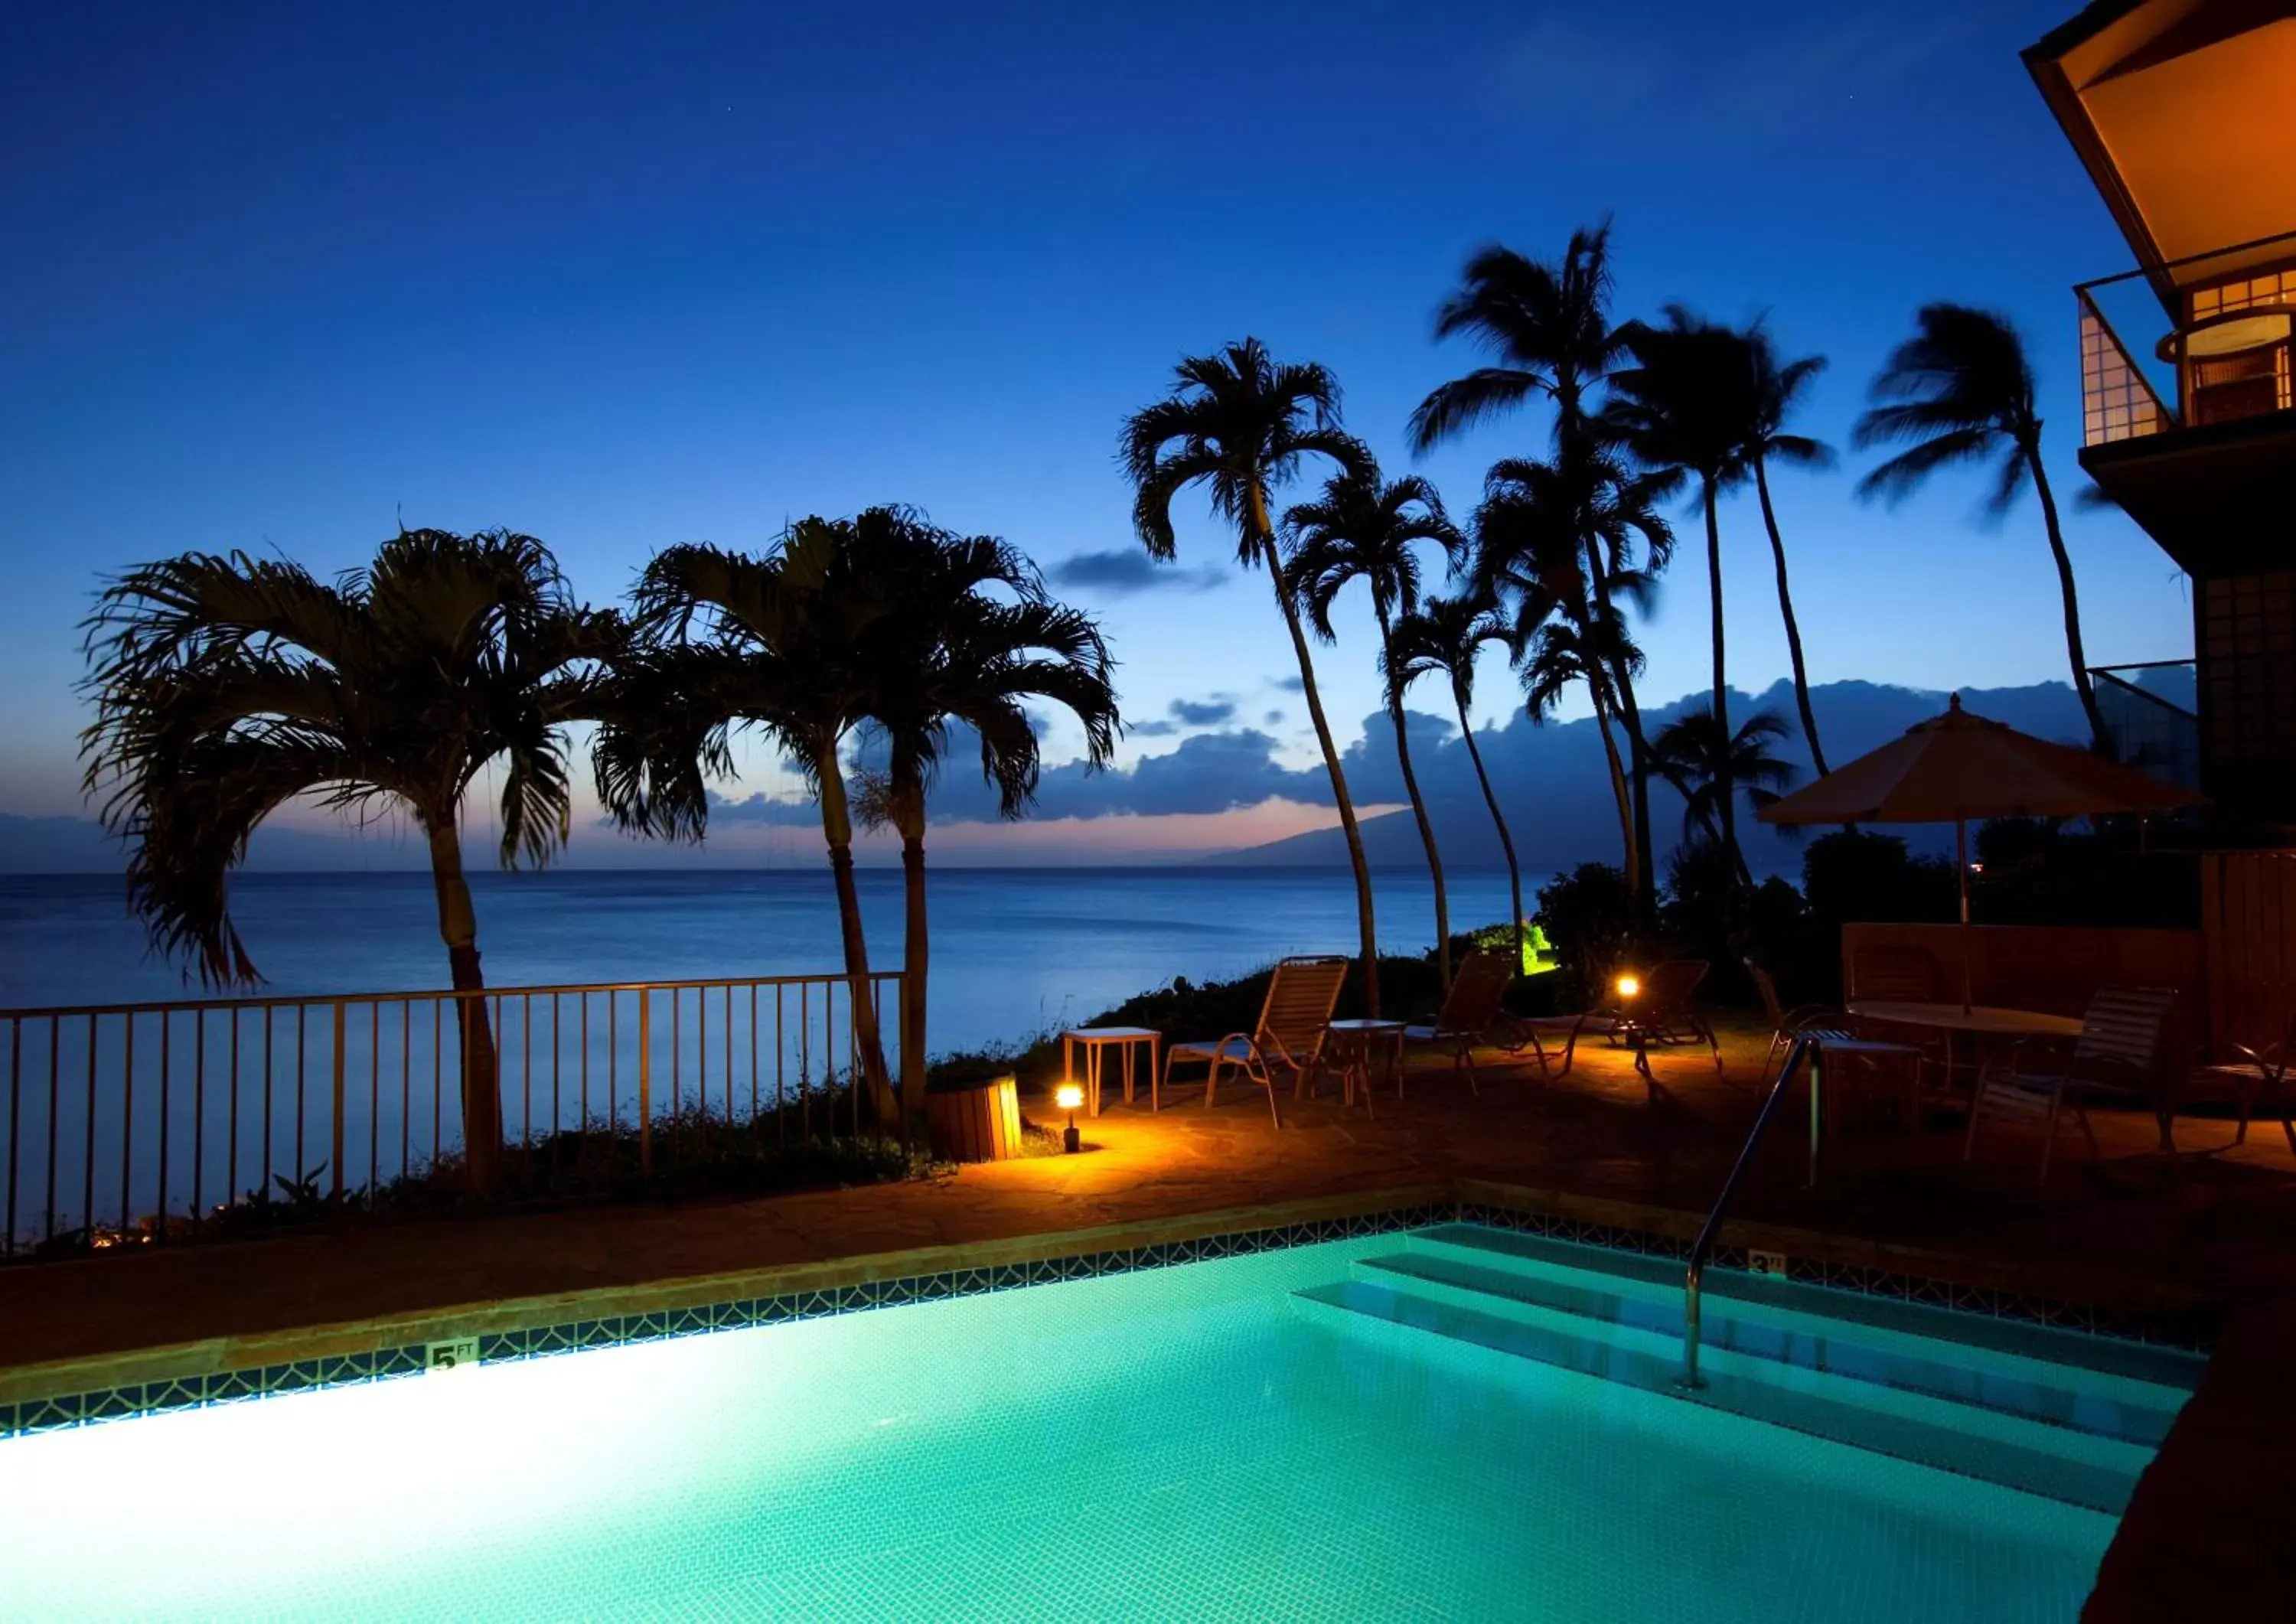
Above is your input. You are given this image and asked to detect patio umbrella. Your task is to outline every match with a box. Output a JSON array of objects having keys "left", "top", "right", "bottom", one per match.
[{"left": 1757, "top": 694, "right": 2200, "bottom": 1008}]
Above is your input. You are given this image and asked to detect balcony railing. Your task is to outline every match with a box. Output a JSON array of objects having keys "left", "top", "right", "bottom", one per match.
[
  {"left": 2077, "top": 228, "right": 2296, "bottom": 449},
  {"left": 2090, "top": 660, "right": 2200, "bottom": 789},
  {"left": 0, "top": 970, "right": 901, "bottom": 1260}
]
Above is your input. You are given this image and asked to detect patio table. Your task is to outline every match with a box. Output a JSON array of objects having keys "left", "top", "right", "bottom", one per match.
[
  {"left": 1325, "top": 1019, "right": 1406, "bottom": 1117},
  {"left": 1845, "top": 1001, "right": 2084, "bottom": 1039}
]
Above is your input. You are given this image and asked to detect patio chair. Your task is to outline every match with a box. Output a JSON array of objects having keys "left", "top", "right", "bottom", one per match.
[
  {"left": 1744, "top": 956, "right": 1838, "bottom": 1082},
  {"left": 1401, "top": 947, "right": 1523, "bottom": 1095},
  {"left": 1160, "top": 954, "right": 1350, "bottom": 1128},
  {"left": 1963, "top": 985, "right": 2178, "bottom": 1185},
  {"left": 2183, "top": 1011, "right": 2296, "bottom": 1155},
  {"left": 1519, "top": 959, "right": 1724, "bottom": 1083},
  {"left": 1848, "top": 946, "right": 1937, "bottom": 1005}
]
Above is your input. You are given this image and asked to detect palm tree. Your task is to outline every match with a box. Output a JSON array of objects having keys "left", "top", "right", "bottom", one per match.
[
  {"left": 1853, "top": 304, "right": 2105, "bottom": 748},
  {"left": 1741, "top": 322, "right": 1836, "bottom": 777},
  {"left": 1407, "top": 224, "right": 1623, "bottom": 454},
  {"left": 80, "top": 529, "right": 614, "bottom": 1194},
  {"left": 605, "top": 518, "right": 902, "bottom": 1130},
  {"left": 1470, "top": 445, "right": 1673, "bottom": 894},
  {"left": 1120, "top": 338, "right": 1385, "bottom": 1012},
  {"left": 1388, "top": 593, "right": 1524, "bottom": 970},
  {"left": 854, "top": 517, "right": 1119, "bottom": 1116},
  {"left": 1603, "top": 305, "right": 1758, "bottom": 875},
  {"left": 1514, "top": 578, "right": 1649, "bottom": 886},
  {"left": 1649, "top": 709, "right": 1799, "bottom": 887},
  {"left": 1410, "top": 225, "right": 1664, "bottom": 894},
  {"left": 1283, "top": 467, "right": 1464, "bottom": 990}
]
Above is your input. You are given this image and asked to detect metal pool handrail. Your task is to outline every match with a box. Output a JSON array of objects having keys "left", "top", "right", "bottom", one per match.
[{"left": 1681, "top": 1029, "right": 1819, "bottom": 1389}]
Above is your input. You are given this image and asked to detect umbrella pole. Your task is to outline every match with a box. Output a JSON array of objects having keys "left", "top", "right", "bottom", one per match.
[{"left": 1957, "top": 817, "right": 1972, "bottom": 1013}]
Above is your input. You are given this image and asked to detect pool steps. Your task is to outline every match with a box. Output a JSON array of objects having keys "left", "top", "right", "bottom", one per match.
[{"left": 1291, "top": 1223, "right": 2201, "bottom": 1515}]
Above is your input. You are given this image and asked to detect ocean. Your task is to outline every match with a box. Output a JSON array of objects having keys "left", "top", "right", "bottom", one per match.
[{"left": 0, "top": 868, "right": 1527, "bottom": 1057}]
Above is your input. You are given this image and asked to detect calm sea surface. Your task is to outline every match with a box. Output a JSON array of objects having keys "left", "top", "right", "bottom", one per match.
[{"left": 0, "top": 869, "right": 1525, "bottom": 1057}]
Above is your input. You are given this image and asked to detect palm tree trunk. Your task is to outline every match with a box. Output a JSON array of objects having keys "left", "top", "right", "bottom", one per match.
[
  {"left": 894, "top": 782, "right": 928, "bottom": 1150},
  {"left": 814, "top": 739, "right": 899, "bottom": 1134},
  {"left": 1378, "top": 607, "right": 1449, "bottom": 993},
  {"left": 424, "top": 818, "right": 501, "bottom": 1195},
  {"left": 1588, "top": 680, "right": 1637, "bottom": 885},
  {"left": 1254, "top": 494, "right": 1380, "bottom": 1017},
  {"left": 1455, "top": 686, "right": 1524, "bottom": 972},
  {"left": 1702, "top": 476, "right": 1737, "bottom": 874},
  {"left": 2025, "top": 439, "right": 2106, "bottom": 751},
  {"left": 1753, "top": 458, "right": 1828, "bottom": 777},
  {"left": 1583, "top": 546, "right": 1653, "bottom": 905}
]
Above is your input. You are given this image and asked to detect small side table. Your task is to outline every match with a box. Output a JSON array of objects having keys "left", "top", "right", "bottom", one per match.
[
  {"left": 1799, "top": 1029, "right": 1926, "bottom": 1190},
  {"left": 1326, "top": 1019, "right": 1406, "bottom": 1117},
  {"left": 1061, "top": 1026, "right": 1161, "bottom": 1116}
]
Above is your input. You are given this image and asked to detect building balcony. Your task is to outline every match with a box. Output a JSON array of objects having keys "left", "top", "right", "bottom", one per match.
[{"left": 2076, "top": 230, "right": 2296, "bottom": 576}]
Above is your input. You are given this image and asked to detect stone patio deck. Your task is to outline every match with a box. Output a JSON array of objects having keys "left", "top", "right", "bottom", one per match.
[{"left": 8, "top": 1024, "right": 2294, "bottom": 1402}]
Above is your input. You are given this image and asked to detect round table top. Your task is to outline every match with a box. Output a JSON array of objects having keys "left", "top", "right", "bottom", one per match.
[
  {"left": 1062, "top": 1026, "right": 1160, "bottom": 1042},
  {"left": 1848, "top": 1000, "right": 2084, "bottom": 1038},
  {"left": 1327, "top": 1018, "right": 1406, "bottom": 1034}
]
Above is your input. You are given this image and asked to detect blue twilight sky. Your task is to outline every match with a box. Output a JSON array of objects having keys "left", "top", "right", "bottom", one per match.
[{"left": 0, "top": 1, "right": 2190, "bottom": 857}]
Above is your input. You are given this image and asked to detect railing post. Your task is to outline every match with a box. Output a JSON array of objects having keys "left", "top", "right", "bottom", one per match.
[
  {"left": 331, "top": 1001, "right": 347, "bottom": 1212},
  {"left": 638, "top": 990, "right": 652, "bottom": 1179}
]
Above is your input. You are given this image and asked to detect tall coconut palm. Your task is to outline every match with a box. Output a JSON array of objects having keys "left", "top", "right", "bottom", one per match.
[
  {"left": 80, "top": 528, "right": 615, "bottom": 1193},
  {"left": 1407, "top": 224, "right": 1623, "bottom": 455},
  {"left": 1410, "top": 224, "right": 1662, "bottom": 894},
  {"left": 1853, "top": 304, "right": 2105, "bottom": 748},
  {"left": 1513, "top": 577, "right": 1651, "bottom": 886},
  {"left": 855, "top": 518, "right": 1119, "bottom": 1117},
  {"left": 605, "top": 518, "right": 902, "bottom": 1129},
  {"left": 1470, "top": 445, "right": 1673, "bottom": 894},
  {"left": 1283, "top": 467, "right": 1464, "bottom": 990},
  {"left": 1120, "top": 338, "right": 1385, "bottom": 1012},
  {"left": 1603, "top": 305, "right": 1759, "bottom": 876},
  {"left": 1388, "top": 592, "right": 1524, "bottom": 970},
  {"left": 1740, "top": 322, "right": 1836, "bottom": 777},
  {"left": 1649, "top": 709, "right": 1799, "bottom": 888}
]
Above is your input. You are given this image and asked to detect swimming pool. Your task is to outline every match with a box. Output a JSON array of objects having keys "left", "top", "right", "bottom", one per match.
[{"left": 0, "top": 1225, "right": 2195, "bottom": 1620}]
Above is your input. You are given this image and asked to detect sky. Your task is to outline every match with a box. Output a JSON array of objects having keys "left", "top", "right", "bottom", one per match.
[{"left": 0, "top": 0, "right": 2193, "bottom": 863}]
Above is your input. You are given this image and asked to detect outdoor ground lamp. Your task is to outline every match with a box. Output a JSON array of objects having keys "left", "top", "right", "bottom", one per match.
[
  {"left": 1055, "top": 1083, "right": 1084, "bottom": 1153},
  {"left": 1615, "top": 972, "right": 1642, "bottom": 1002}
]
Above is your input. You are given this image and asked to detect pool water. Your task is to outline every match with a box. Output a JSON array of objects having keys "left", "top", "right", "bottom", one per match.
[{"left": 0, "top": 1228, "right": 2191, "bottom": 1621}]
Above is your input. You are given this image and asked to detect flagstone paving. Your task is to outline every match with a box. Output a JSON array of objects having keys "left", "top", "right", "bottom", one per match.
[{"left": 6, "top": 1026, "right": 2295, "bottom": 1387}]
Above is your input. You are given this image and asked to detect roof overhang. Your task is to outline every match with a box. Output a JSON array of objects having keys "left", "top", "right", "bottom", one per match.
[{"left": 2026, "top": 1, "right": 2296, "bottom": 309}]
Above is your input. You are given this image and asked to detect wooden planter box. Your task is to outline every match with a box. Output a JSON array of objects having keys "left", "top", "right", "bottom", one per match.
[{"left": 925, "top": 1075, "right": 1023, "bottom": 1163}]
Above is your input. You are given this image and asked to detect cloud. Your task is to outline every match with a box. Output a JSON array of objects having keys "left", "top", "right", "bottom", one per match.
[
  {"left": 1263, "top": 709, "right": 1285, "bottom": 727},
  {"left": 1169, "top": 696, "right": 1236, "bottom": 727},
  {"left": 1129, "top": 719, "right": 1178, "bottom": 738},
  {"left": 704, "top": 724, "right": 1336, "bottom": 827},
  {"left": 1049, "top": 549, "right": 1225, "bottom": 596},
  {"left": 1270, "top": 675, "right": 1305, "bottom": 694}
]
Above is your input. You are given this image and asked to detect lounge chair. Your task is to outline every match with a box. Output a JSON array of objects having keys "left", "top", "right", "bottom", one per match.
[
  {"left": 2182, "top": 1011, "right": 2296, "bottom": 1154},
  {"left": 1401, "top": 947, "right": 1522, "bottom": 1095},
  {"left": 1520, "top": 959, "right": 1724, "bottom": 1084},
  {"left": 1160, "top": 954, "right": 1350, "bottom": 1128},
  {"left": 1964, "top": 985, "right": 2178, "bottom": 1185}
]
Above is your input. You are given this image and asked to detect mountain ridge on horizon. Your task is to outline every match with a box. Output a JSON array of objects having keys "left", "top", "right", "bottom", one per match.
[{"left": 0, "top": 674, "right": 2108, "bottom": 876}]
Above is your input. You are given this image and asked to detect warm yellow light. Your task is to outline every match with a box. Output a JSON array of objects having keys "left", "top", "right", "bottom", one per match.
[
  {"left": 1615, "top": 974, "right": 1641, "bottom": 1000},
  {"left": 1055, "top": 1084, "right": 1084, "bottom": 1111}
]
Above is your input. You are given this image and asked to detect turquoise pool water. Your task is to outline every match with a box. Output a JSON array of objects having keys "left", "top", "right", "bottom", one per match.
[{"left": 0, "top": 1231, "right": 2169, "bottom": 1621}]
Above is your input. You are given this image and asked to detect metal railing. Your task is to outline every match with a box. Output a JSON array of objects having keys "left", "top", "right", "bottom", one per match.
[
  {"left": 2076, "top": 227, "right": 2296, "bottom": 448},
  {"left": 0, "top": 970, "right": 899, "bottom": 1259},
  {"left": 2091, "top": 660, "right": 2200, "bottom": 789},
  {"left": 1681, "top": 1029, "right": 1821, "bottom": 1389}
]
